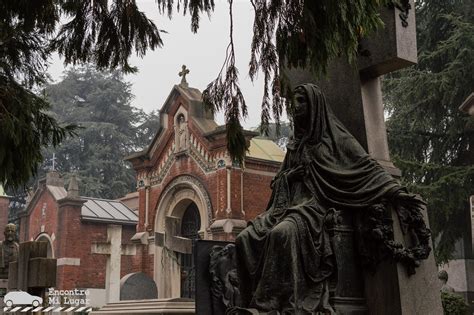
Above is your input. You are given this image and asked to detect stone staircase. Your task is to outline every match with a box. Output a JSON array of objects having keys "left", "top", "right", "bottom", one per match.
[{"left": 92, "top": 298, "right": 195, "bottom": 314}]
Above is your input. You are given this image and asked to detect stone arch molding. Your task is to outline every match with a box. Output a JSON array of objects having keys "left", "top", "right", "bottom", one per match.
[
  {"left": 154, "top": 175, "right": 213, "bottom": 237},
  {"left": 35, "top": 232, "right": 54, "bottom": 258},
  {"left": 153, "top": 175, "right": 213, "bottom": 298}
]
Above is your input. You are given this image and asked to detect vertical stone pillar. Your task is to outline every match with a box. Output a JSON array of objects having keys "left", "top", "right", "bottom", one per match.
[
  {"left": 0, "top": 187, "right": 9, "bottom": 240},
  {"left": 105, "top": 225, "right": 122, "bottom": 303},
  {"left": 57, "top": 194, "right": 85, "bottom": 290},
  {"left": 327, "top": 210, "right": 368, "bottom": 314}
]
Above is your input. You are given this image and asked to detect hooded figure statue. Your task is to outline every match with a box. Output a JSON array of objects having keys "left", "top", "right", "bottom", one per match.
[{"left": 234, "top": 84, "right": 431, "bottom": 314}]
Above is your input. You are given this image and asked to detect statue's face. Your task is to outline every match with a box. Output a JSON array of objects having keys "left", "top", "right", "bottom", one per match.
[
  {"left": 293, "top": 88, "right": 309, "bottom": 127},
  {"left": 4, "top": 226, "right": 15, "bottom": 242}
]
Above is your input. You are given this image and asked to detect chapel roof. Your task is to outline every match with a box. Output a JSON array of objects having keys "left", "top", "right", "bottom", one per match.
[
  {"left": 81, "top": 197, "right": 138, "bottom": 225},
  {"left": 247, "top": 138, "right": 285, "bottom": 162},
  {"left": 23, "top": 172, "right": 138, "bottom": 226},
  {"left": 126, "top": 83, "right": 286, "bottom": 165}
]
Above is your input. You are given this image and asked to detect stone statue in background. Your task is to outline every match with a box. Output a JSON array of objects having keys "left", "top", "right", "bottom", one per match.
[
  {"left": 438, "top": 270, "right": 455, "bottom": 293},
  {"left": 177, "top": 114, "right": 188, "bottom": 151},
  {"left": 0, "top": 224, "right": 19, "bottom": 279},
  {"left": 233, "top": 84, "right": 432, "bottom": 314}
]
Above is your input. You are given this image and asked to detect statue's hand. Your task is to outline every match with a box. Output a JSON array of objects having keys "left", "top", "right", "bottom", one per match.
[{"left": 286, "top": 165, "right": 305, "bottom": 183}]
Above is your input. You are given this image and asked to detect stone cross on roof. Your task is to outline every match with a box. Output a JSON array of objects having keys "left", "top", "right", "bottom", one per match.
[
  {"left": 51, "top": 153, "right": 57, "bottom": 171},
  {"left": 179, "top": 65, "right": 190, "bottom": 87}
]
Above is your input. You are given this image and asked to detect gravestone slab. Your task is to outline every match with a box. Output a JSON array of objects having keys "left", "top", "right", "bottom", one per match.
[{"left": 120, "top": 272, "right": 158, "bottom": 301}]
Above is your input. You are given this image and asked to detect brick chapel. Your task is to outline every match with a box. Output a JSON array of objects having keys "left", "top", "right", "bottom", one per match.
[
  {"left": 16, "top": 75, "right": 284, "bottom": 305},
  {"left": 18, "top": 172, "right": 140, "bottom": 307},
  {"left": 125, "top": 76, "right": 284, "bottom": 299}
]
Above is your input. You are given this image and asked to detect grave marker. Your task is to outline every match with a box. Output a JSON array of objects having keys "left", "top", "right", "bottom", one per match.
[{"left": 91, "top": 225, "right": 136, "bottom": 303}]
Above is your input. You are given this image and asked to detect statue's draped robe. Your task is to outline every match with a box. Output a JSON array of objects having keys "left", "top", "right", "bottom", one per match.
[{"left": 236, "top": 84, "right": 402, "bottom": 313}]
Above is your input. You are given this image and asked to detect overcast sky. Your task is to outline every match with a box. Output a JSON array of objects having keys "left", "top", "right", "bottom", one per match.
[{"left": 48, "top": 0, "right": 283, "bottom": 128}]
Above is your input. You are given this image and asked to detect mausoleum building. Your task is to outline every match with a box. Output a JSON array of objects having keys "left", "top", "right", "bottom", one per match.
[
  {"left": 19, "top": 172, "right": 139, "bottom": 307},
  {"left": 125, "top": 80, "right": 284, "bottom": 299}
]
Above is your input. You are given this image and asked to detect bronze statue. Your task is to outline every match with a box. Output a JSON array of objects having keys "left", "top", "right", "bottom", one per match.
[
  {"left": 0, "top": 223, "right": 19, "bottom": 279},
  {"left": 234, "top": 84, "right": 431, "bottom": 314}
]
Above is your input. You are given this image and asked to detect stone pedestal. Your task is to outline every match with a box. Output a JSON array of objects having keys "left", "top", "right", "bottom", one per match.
[
  {"left": 328, "top": 211, "right": 368, "bottom": 315},
  {"left": 92, "top": 298, "right": 195, "bottom": 314}
]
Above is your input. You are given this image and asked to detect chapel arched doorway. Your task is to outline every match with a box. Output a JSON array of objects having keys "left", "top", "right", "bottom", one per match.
[
  {"left": 180, "top": 202, "right": 201, "bottom": 298},
  {"left": 153, "top": 175, "right": 212, "bottom": 299}
]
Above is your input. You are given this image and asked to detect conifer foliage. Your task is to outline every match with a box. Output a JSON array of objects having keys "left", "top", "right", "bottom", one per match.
[
  {"left": 1, "top": 0, "right": 412, "bottom": 186},
  {"left": 44, "top": 67, "right": 159, "bottom": 199},
  {"left": 384, "top": 0, "right": 474, "bottom": 263},
  {"left": 7, "top": 67, "right": 159, "bottom": 223},
  {"left": 199, "top": 0, "right": 406, "bottom": 161},
  {"left": 0, "top": 0, "right": 161, "bottom": 188}
]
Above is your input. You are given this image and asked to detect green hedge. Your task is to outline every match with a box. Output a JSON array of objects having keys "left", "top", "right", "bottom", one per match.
[{"left": 441, "top": 291, "right": 469, "bottom": 315}]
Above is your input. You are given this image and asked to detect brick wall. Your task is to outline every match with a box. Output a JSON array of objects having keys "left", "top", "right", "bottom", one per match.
[
  {"left": 21, "top": 182, "right": 150, "bottom": 293},
  {"left": 139, "top": 158, "right": 278, "bottom": 232},
  {"left": 242, "top": 171, "right": 274, "bottom": 221},
  {"left": 24, "top": 190, "right": 59, "bottom": 243},
  {"left": 56, "top": 199, "right": 86, "bottom": 289}
]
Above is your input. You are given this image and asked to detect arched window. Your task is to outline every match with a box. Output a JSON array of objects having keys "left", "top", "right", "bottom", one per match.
[{"left": 180, "top": 202, "right": 201, "bottom": 298}]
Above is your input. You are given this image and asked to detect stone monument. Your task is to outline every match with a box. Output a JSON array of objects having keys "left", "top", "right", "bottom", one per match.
[
  {"left": 91, "top": 224, "right": 136, "bottom": 303},
  {"left": 0, "top": 224, "right": 19, "bottom": 298},
  {"left": 120, "top": 272, "right": 158, "bottom": 301},
  {"left": 277, "top": 1, "right": 443, "bottom": 314},
  {"left": 8, "top": 240, "right": 57, "bottom": 304},
  {"left": 196, "top": 83, "right": 442, "bottom": 314}
]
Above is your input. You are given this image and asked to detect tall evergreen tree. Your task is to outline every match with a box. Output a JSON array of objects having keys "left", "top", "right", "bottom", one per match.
[
  {"left": 383, "top": 0, "right": 474, "bottom": 263},
  {"left": 43, "top": 67, "right": 159, "bottom": 199}
]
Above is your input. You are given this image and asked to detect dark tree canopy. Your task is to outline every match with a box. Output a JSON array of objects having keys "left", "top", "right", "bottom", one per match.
[
  {"left": 1, "top": 0, "right": 410, "bottom": 187},
  {"left": 0, "top": 0, "right": 161, "bottom": 188},
  {"left": 383, "top": 0, "right": 474, "bottom": 263}
]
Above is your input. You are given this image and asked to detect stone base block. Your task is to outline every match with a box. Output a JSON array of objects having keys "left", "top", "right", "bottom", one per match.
[{"left": 92, "top": 298, "right": 195, "bottom": 314}]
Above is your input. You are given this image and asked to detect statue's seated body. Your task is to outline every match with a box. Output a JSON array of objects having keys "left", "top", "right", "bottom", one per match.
[{"left": 233, "top": 84, "right": 431, "bottom": 314}]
